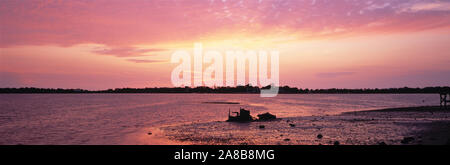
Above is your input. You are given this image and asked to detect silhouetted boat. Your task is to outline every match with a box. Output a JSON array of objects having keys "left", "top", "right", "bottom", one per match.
[
  {"left": 227, "top": 108, "right": 254, "bottom": 122},
  {"left": 227, "top": 108, "right": 277, "bottom": 122}
]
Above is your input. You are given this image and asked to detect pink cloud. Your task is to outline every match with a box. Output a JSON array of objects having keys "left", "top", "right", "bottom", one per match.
[
  {"left": 398, "top": 1, "right": 450, "bottom": 13},
  {"left": 92, "top": 47, "right": 167, "bottom": 57},
  {"left": 1, "top": 0, "right": 449, "bottom": 89},
  {"left": 316, "top": 72, "right": 355, "bottom": 78},
  {"left": 126, "top": 59, "right": 167, "bottom": 63},
  {"left": 1, "top": 0, "right": 449, "bottom": 48}
]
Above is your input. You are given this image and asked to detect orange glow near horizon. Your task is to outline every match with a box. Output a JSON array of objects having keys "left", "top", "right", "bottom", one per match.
[{"left": 1, "top": 0, "right": 450, "bottom": 89}]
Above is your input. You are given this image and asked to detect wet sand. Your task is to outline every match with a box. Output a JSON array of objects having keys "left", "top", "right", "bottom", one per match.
[{"left": 147, "top": 106, "right": 450, "bottom": 145}]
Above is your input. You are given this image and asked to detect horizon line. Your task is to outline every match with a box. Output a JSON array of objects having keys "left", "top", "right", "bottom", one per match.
[{"left": 1, "top": 85, "right": 449, "bottom": 91}]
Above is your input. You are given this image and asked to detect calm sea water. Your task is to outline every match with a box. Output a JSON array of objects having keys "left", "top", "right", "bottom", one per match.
[{"left": 0, "top": 94, "right": 438, "bottom": 144}]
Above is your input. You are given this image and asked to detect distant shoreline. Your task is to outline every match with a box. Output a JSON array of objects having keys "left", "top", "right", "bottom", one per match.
[
  {"left": 1, "top": 86, "right": 449, "bottom": 94},
  {"left": 0, "top": 93, "right": 445, "bottom": 95}
]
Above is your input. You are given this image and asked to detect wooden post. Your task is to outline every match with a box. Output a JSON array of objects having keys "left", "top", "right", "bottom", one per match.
[
  {"left": 441, "top": 93, "right": 444, "bottom": 109},
  {"left": 441, "top": 93, "right": 450, "bottom": 109},
  {"left": 446, "top": 94, "right": 449, "bottom": 109}
]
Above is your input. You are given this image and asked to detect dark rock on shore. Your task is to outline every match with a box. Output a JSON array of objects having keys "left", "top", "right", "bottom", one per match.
[
  {"left": 317, "top": 134, "right": 323, "bottom": 139},
  {"left": 401, "top": 137, "right": 415, "bottom": 144},
  {"left": 257, "top": 112, "right": 277, "bottom": 121},
  {"left": 161, "top": 106, "right": 450, "bottom": 145}
]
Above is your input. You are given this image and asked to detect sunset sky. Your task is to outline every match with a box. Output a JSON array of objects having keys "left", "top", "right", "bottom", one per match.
[{"left": 1, "top": 0, "right": 450, "bottom": 90}]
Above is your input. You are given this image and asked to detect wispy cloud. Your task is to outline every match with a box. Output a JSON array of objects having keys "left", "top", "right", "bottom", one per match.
[
  {"left": 0, "top": 72, "right": 23, "bottom": 87},
  {"left": 316, "top": 72, "right": 355, "bottom": 78},
  {"left": 365, "top": 2, "right": 392, "bottom": 11},
  {"left": 398, "top": 2, "right": 450, "bottom": 13},
  {"left": 92, "top": 47, "right": 167, "bottom": 57},
  {"left": 1, "top": 0, "right": 449, "bottom": 48},
  {"left": 126, "top": 59, "right": 167, "bottom": 63}
]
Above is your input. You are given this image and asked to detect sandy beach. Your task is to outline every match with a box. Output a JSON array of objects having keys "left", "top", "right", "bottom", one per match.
[{"left": 150, "top": 106, "right": 450, "bottom": 145}]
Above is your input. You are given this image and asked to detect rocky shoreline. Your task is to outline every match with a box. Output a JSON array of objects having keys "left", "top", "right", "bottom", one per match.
[{"left": 153, "top": 106, "right": 450, "bottom": 145}]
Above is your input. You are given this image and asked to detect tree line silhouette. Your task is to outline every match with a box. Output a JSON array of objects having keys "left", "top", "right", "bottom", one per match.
[{"left": 1, "top": 85, "right": 449, "bottom": 94}]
